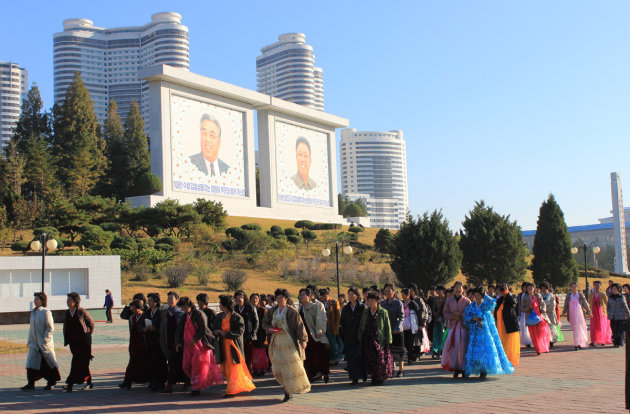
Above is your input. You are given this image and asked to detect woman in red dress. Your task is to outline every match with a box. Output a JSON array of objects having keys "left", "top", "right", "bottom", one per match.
[{"left": 520, "top": 283, "right": 551, "bottom": 355}]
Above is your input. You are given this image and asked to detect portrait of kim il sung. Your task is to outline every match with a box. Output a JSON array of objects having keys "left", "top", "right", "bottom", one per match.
[
  {"left": 189, "top": 114, "right": 230, "bottom": 177},
  {"left": 291, "top": 136, "right": 317, "bottom": 191}
]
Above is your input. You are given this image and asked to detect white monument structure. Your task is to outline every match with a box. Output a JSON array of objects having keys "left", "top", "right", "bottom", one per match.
[
  {"left": 128, "top": 65, "right": 347, "bottom": 223},
  {"left": 0, "top": 256, "right": 121, "bottom": 312},
  {"left": 611, "top": 172, "right": 629, "bottom": 274}
]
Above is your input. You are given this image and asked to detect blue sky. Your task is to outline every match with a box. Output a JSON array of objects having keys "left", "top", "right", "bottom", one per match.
[{"left": 2, "top": 1, "right": 630, "bottom": 231}]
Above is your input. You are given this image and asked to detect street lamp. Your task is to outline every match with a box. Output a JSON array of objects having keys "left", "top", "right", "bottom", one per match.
[
  {"left": 571, "top": 242, "right": 600, "bottom": 297},
  {"left": 30, "top": 233, "right": 58, "bottom": 293},
  {"left": 321, "top": 241, "right": 353, "bottom": 299}
]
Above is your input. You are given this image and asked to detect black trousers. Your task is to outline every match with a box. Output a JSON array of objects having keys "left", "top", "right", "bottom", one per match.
[
  {"left": 105, "top": 307, "right": 112, "bottom": 322},
  {"left": 612, "top": 319, "right": 626, "bottom": 346}
]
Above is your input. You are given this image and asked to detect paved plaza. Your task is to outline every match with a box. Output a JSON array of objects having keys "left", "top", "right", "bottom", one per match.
[{"left": 0, "top": 319, "right": 625, "bottom": 413}]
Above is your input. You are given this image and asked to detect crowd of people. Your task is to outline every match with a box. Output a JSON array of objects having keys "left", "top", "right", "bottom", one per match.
[{"left": 21, "top": 278, "right": 630, "bottom": 402}]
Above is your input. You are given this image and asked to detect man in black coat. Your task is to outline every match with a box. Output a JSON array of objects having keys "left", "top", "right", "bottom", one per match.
[{"left": 234, "top": 290, "right": 259, "bottom": 372}]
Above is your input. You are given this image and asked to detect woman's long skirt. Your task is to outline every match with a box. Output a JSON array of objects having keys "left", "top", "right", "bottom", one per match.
[
  {"left": 268, "top": 331, "right": 311, "bottom": 395},
  {"left": 441, "top": 320, "right": 469, "bottom": 372},
  {"left": 496, "top": 306, "right": 520, "bottom": 367}
]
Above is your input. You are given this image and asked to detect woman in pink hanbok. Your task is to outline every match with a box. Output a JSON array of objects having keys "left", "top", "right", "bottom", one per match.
[
  {"left": 177, "top": 297, "right": 223, "bottom": 396},
  {"left": 588, "top": 281, "right": 612, "bottom": 346},
  {"left": 562, "top": 282, "right": 591, "bottom": 350},
  {"left": 441, "top": 282, "right": 471, "bottom": 378},
  {"left": 520, "top": 283, "right": 550, "bottom": 355}
]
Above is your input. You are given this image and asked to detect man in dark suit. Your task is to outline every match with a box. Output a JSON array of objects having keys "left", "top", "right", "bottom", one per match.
[
  {"left": 189, "top": 114, "right": 230, "bottom": 176},
  {"left": 291, "top": 136, "right": 317, "bottom": 190}
]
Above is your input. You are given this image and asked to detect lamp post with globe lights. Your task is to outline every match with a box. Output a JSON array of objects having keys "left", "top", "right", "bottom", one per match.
[
  {"left": 30, "top": 232, "right": 58, "bottom": 292},
  {"left": 571, "top": 242, "right": 600, "bottom": 297},
  {"left": 321, "top": 241, "right": 353, "bottom": 299}
]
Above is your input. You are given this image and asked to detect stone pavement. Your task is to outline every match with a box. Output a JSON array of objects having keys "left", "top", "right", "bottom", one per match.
[{"left": 0, "top": 319, "right": 625, "bottom": 414}]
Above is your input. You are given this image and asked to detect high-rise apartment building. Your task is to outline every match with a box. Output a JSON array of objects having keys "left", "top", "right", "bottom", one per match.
[
  {"left": 256, "top": 33, "right": 324, "bottom": 111},
  {"left": 53, "top": 12, "right": 189, "bottom": 127},
  {"left": 340, "top": 128, "right": 408, "bottom": 229},
  {"left": 0, "top": 62, "right": 28, "bottom": 147}
]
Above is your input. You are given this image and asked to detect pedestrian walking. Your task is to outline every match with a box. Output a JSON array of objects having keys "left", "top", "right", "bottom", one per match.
[
  {"left": 104, "top": 289, "right": 113, "bottom": 323},
  {"left": 262, "top": 288, "right": 311, "bottom": 402},
  {"left": 23, "top": 292, "right": 61, "bottom": 391},
  {"left": 562, "top": 282, "right": 591, "bottom": 350},
  {"left": 63, "top": 292, "right": 94, "bottom": 392}
]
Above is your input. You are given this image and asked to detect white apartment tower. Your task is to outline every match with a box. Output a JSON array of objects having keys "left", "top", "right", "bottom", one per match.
[
  {"left": 340, "top": 129, "right": 409, "bottom": 229},
  {"left": 256, "top": 33, "right": 324, "bottom": 111},
  {"left": 53, "top": 12, "right": 189, "bottom": 127},
  {"left": 0, "top": 62, "right": 28, "bottom": 147}
]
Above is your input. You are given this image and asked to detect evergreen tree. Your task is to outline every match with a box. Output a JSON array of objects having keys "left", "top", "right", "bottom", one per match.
[
  {"left": 10, "top": 84, "right": 57, "bottom": 200},
  {"left": 123, "top": 101, "right": 151, "bottom": 196},
  {"left": 374, "top": 228, "right": 394, "bottom": 254},
  {"left": 2, "top": 139, "right": 26, "bottom": 196},
  {"left": 52, "top": 72, "right": 106, "bottom": 197},
  {"left": 460, "top": 200, "right": 528, "bottom": 286},
  {"left": 531, "top": 194, "right": 578, "bottom": 287},
  {"left": 102, "top": 99, "right": 126, "bottom": 199},
  {"left": 390, "top": 211, "right": 462, "bottom": 291}
]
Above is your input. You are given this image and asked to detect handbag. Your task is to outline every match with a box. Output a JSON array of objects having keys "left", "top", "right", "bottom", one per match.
[{"left": 526, "top": 309, "right": 541, "bottom": 326}]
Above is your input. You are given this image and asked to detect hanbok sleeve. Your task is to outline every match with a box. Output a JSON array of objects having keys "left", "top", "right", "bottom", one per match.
[
  {"left": 480, "top": 295, "right": 496, "bottom": 312},
  {"left": 463, "top": 304, "right": 477, "bottom": 329}
]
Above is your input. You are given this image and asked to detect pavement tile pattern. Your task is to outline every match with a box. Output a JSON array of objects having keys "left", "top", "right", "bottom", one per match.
[{"left": 0, "top": 318, "right": 625, "bottom": 413}]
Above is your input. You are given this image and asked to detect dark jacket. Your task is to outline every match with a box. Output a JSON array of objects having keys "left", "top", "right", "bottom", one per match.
[
  {"left": 212, "top": 311, "right": 245, "bottom": 364},
  {"left": 179, "top": 309, "right": 215, "bottom": 350},
  {"left": 120, "top": 304, "right": 148, "bottom": 320},
  {"left": 494, "top": 293, "right": 520, "bottom": 334},
  {"left": 201, "top": 307, "right": 216, "bottom": 330},
  {"left": 158, "top": 306, "right": 185, "bottom": 358},
  {"left": 253, "top": 306, "right": 268, "bottom": 347},
  {"left": 235, "top": 302, "right": 259, "bottom": 343},
  {"left": 63, "top": 307, "right": 95, "bottom": 346},
  {"left": 340, "top": 301, "right": 365, "bottom": 345},
  {"left": 189, "top": 152, "right": 230, "bottom": 176},
  {"left": 104, "top": 293, "right": 114, "bottom": 308}
]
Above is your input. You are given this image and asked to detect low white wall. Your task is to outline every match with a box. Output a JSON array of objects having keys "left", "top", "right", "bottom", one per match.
[{"left": 0, "top": 255, "right": 121, "bottom": 313}]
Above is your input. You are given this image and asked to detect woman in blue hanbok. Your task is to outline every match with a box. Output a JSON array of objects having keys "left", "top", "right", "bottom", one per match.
[{"left": 464, "top": 287, "right": 514, "bottom": 379}]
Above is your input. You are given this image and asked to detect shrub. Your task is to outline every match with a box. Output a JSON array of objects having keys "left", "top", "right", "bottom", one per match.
[
  {"left": 225, "top": 227, "right": 246, "bottom": 240},
  {"left": 57, "top": 237, "right": 72, "bottom": 249},
  {"left": 134, "top": 171, "right": 162, "bottom": 195},
  {"left": 134, "top": 264, "right": 153, "bottom": 282},
  {"left": 197, "top": 271, "right": 210, "bottom": 286},
  {"left": 223, "top": 269, "right": 248, "bottom": 291},
  {"left": 33, "top": 227, "right": 60, "bottom": 238},
  {"left": 287, "top": 235, "right": 302, "bottom": 245},
  {"left": 110, "top": 235, "right": 138, "bottom": 251},
  {"left": 221, "top": 239, "right": 239, "bottom": 252},
  {"left": 135, "top": 238, "right": 155, "bottom": 250},
  {"left": 146, "top": 225, "right": 163, "bottom": 237},
  {"left": 348, "top": 226, "right": 365, "bottom": 233},
  {"left": 294, "top": 220, "right": 314, "bottom": 229},
  {"left": 284, "top": 228, "right": 299, "bottom": 236},
  {"left": 78, "top": 227, "right": 115, "bottom": 250},
  {"left": 165, "top": 264, "right": 191, "bottom": 288},
  {"left": 11, "top": 240, "right": 30, "bottom": 252},
  {"left": 100, "top": 222, "right": 121, "bottom": 232},
  {"left": 311, "top": 223, "right": 342, "bottom": 230},
  {"left": 193, "top": 198, "right": 227, "bottom": 229},
  {"left": 270, "top": 225, "right": 283, "bottom": 233},
  {"left": 155, "top": 243, "right": 174, "bottom": 252},
  {"left": 241, "top": 223, "right": 262, "bottom": 231},
  {"left": 157, "top": 236, "right": 180, "bottom": 246}
]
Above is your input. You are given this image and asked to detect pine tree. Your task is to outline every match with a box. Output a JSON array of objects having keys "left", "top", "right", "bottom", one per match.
[
  {"left": 11, "top": 84, "right": 57, "bottom": 200},
  {"left": 52, "top": 72, "right": 106, "bottom": 197},
  {"left": 2, "top": 139, "right": 26, "bottom": 196},
  {"left": 531, "top": 194, "right": 578, "bottom": 287},
  {"left": 374, "top": 228, "right": 394, "bottom": 254},
  {"left": 123, "top": 100, "right": 150, "bottom": 196},
  {"left": 460, "top": 200, "right": 528, "bottom": 286},
  {"left": 102, "top": 99, "right": 126, "bottom": 200},
  {"left": 390, "top": 210, "right": 462, "bottom": 291}
]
